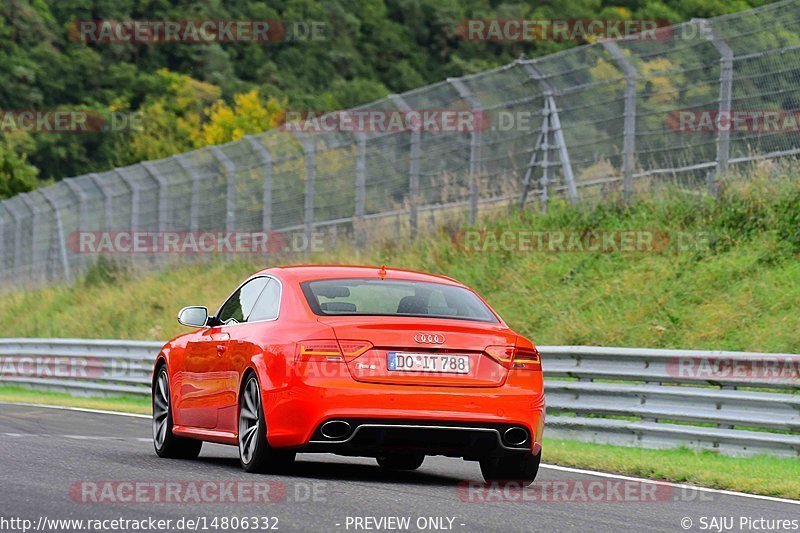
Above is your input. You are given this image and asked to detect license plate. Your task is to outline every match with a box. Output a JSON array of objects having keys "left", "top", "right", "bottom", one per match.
[{"left": 387, "top": 352, "right": 470, "bottom": 374}]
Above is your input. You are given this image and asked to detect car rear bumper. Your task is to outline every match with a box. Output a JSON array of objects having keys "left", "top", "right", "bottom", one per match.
[{"left": 262, "top": 375, "right": 545, "bottom": 458}]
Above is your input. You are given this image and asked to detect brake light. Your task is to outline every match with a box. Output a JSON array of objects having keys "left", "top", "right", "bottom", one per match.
[
  {"left": 512, "top": 347, "right": 542, "bottom": 371},
  {"left": 484, "top": 345, "right": 541, "bottom": 371},
  {"left": 297, "top": 340, "right": 372, "bottom": 362}
]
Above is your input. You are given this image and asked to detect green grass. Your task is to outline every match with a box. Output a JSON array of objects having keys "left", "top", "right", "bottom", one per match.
[
  {"left": 0, "top": 386, "right": 796, "bottom": 499},
  {"left": 0, "top": 385, "right": 151, "bottom": 415},
  {"left": 544, "top": 438, "right": 800, "bottom": 500},
  {"left": 3, "top": 170, "right": 800, "bottom": 349},
  {"left": 1, "top": 166, "right": 799, "bottom": 499}
]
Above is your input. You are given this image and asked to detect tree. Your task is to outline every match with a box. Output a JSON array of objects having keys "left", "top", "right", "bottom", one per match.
[{"left": 0, "top": 133, "right": 38, "bottom": 200}]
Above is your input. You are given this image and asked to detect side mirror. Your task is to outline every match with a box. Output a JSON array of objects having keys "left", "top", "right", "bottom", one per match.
[{"left": 178, "top": 306, "right": 209, "bottom": 328}]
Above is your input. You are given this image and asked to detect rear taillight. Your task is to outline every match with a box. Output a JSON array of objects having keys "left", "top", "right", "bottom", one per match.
[
  {"left": 511, "top": 347, "right": 542, "bottom": 371},
  {"left": 484, "top": 345, "right": 541, "bottom": 371},
  {"left": 296, "top": 340, "right": 372, "bottom": 363}
]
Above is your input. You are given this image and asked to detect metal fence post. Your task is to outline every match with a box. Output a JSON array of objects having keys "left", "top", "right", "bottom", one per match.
[
  {"left": 521, "top": 61, "right": 578, "bottom": 205},
  {"left": 245, "top": 135, "right": 273, "bottom": 232},
  {"left": 89, "top": 173, "right": 114, "bottom": 229},
  {"left": 209, "top": 146, "right": 237, "bottom": 232},
  {"left": 39, "top": 188, "right": 71, "bottom": 283},
  {"left": 448, "top": 77, "right": 482, "bottom": 225},
  {"left": 62, "top": 179, "right": 89, "bottom": 274},
  {"left": 62, "top": 180, "right": 87, "bottom": 232},
  {"left": 546, "top": 93, "right": 578, "bottom": 203},
  {"left": 17, "top": 194, "right": 40, "bottom": 280},
  {"left": 6, "top": 201, "right": 23, "bottom": 277},
  {"left": 353, "top": 130, "right": 367, "bottom": 246},
  {"left": 141, "top": 162, "right": 170, "bottom": 232},
  {"left": 389, "top": 94, "right": 420, "bottom": 237},
  {"left": 698, "top": 18, "right": 733, "bottom": 196},
  {"left": 602, "top": 41, "right": 638, "bottom": 203},
  {"left": 115, "top": 170, "right": 140, "bottom": 231},
  {"left": 174, "top": 154, "right": 200, "bottom": 232},
  {"left": 0, "top": 203, "right": 7, "bottom": 282},
  {"left": 293, "top": 132, "right": 315, "bottom": 256}
]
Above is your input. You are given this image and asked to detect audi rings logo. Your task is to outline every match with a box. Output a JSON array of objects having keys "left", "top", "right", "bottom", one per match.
[{"left": 414, "top": 333, "right": 445, "bottom": 344}]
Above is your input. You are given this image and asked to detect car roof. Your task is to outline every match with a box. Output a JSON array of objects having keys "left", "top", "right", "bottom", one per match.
[{"left": 254, "top": 264, "right": 465, "bottom": 286}]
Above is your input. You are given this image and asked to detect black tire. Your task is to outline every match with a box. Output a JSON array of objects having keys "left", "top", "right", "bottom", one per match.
[
  {"left": 376, "top": 453, "right": 425, "bottom": 471},
  {"left": 152, "top": 366, "right": 203, "bottom": 459},
  {"left": 238, "top": 374, "right": 296, "bottom": 473},
  {"left": 479, "top": 452, "right": 541, "bottom": 485}
]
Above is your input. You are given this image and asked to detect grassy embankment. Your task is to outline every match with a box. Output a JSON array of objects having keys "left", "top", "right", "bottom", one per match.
[{"left": 1, "top": 166, "right": 799, "bottom": 498}]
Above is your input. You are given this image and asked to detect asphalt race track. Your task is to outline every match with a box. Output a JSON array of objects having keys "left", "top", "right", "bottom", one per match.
[{"left": 1, "top": 403, "right": 797, "bottom": 533}]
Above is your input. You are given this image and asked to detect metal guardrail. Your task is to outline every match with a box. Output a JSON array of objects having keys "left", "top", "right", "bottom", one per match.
[{"left": 1, "top": 339, "right": 797, "bottom": 457}]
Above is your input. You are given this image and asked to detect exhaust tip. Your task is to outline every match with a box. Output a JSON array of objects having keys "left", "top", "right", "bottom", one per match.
[
  {"left": 503, "top": 426, "right": 528, "bottom": 447},
  {"left": 320, "top": 420, "right": 352, "bottom": 440}
]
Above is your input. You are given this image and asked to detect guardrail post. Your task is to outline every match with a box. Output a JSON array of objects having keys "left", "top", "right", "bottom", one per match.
[
  {"left": 39, "top": 188, "right": 72, "bottom": 283},
  {"left": 245, "top": 135, "right": 273, "bottom": 232},
  {"left": 448, "top": 77, "right": 482, "bottom": 225},
  {"left": 389, "top": 94, "right": 420, "bottom": 238},
  {"left": 140, "top": 162, "right": 170, "bottom": 232},
  {"left": 602, "top": 41, "right": 638, "bottom": 203},
  {"left": 698, "top": 18, "right": 732, "bottom": 197},
  {"left": 293, "top": 132, "right": 315, "bottom": 258},
  {"left": 209, "top": 146, "right": 237, "bottom": 232},
  {"left": 174, "top": 154, "right": 200, "bottom": 232},
  {"left": 89, "top": 173, "right": 113, "bottom": 228}
]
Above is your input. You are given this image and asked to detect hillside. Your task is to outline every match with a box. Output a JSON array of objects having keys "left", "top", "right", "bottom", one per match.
[
  {"left": 0, "top": 0, "right": 777, "bottom": 195},
  {"left": 3, "top": 167, "right": 799, "bottom": 351}
]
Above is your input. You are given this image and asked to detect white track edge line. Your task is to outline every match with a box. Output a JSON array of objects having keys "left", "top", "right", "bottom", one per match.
[
  {"left": 3, "top": 401, "right": 796, "bottom": 505},
  {"left": 0, "top": 401, "right": 150, "bottom": 419},
  {"left": 540, "top": 463, "right": 799, "bottom": 505}
]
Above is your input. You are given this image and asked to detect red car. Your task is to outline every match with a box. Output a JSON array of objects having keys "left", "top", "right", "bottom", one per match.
[{"left": 152, "top": 265, "right": 545, "bottom": 483}]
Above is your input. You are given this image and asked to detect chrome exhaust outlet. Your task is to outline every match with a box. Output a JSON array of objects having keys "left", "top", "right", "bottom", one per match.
[
  {"left": 320, "top": 420, "right": 352, "bottom": 440},
  {"left": 503, "top": 427, "right": 528, "bottom": 446}
]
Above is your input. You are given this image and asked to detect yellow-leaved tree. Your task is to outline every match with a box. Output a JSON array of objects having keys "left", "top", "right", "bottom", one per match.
[{"left": 192, "top": 90, "right": 285, "bottom": 147}]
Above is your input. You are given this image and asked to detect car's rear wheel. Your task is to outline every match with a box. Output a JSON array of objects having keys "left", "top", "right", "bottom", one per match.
[
  {"left": 376, "top": 453, "right": 425, "bottom": 471},
  {"left": 239, "top": 374, "right": 296, "bottom": 473},
  {"left": 152, "top": 367, "right": 202, "bottom": 459},
  {"left": 479, "top": 452, "right": 540, "bottom": 485}
]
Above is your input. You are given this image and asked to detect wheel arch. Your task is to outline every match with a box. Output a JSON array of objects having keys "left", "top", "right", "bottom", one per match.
[{"left": 152, "top": 353, "right": 168, "bottom": 388}]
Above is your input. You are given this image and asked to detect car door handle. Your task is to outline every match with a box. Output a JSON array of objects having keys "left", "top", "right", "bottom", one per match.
[{"left": 216, "top": 344, "right": 227, "bottom": 355}]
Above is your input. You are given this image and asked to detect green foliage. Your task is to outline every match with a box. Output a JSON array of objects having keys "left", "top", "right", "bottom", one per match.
[
  {"left": 0, "top": 0, "right": 779, "bottom": 186},
  {"left": 0, "top": 133, "right": 38, "bottom": 199}
]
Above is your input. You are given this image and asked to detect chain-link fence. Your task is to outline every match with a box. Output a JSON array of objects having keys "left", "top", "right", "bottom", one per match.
[{"left": 2, "top": 0, "right": 800, "bottom": 288}]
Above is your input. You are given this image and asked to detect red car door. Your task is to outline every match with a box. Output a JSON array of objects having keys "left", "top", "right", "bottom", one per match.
[
  {"left": 175, "top": 276, "right": 269, "bottom": 431},
  {"left": 215, "top": 277, "right": 283, "bottom": 434}
]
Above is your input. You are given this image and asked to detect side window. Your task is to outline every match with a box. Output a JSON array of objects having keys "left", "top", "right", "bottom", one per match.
[
  {"left": 217, "top": 277, "right": 269, "bottom": 325},
  {"left": 247, "top": 279, "right": 281, "bottom": 322}
]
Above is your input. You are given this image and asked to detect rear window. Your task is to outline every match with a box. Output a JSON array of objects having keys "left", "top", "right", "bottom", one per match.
[{"left": 301, "top": 278, "right": 499, "bottom": 323}]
